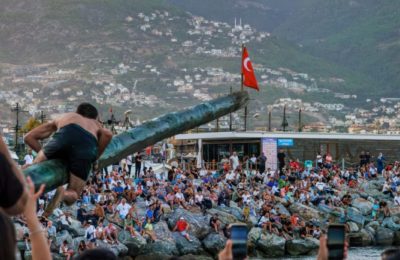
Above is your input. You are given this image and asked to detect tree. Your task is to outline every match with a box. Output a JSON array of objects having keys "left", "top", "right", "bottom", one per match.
[{"left": 21, "top": 117, "right": 41, "bottom": 134}]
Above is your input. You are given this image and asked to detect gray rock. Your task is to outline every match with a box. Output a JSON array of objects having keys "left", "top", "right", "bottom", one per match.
[
  {"left": 289, "top": 203, "right": 323, "bottom": 221},
  {"left": 348, "top": 229, "right": 374, "bottom": 247},
  {"left": 347, "top": 221, "right": 360, "bottom": 233},
  {"left": 55, "top": 230, "right": 73, "bottom": 248},
  {"left": 135, "top": 254, "right": 171, "bottom": 260},
  {"left": 365, "top": 221, "right": 380, "bottom": 232},
  {"left": 382, "top": 217, "right": 400, "bottom": 231},
  {"left": 167, "top": 208, "right": 211, "bottom": 239},
  {"left": 286, "top": 237, "right": 319, "bottom": 256},
  {"left": 394, "top": 231, "right": 400, "bottom": 245},
  {"left": 118, "top": 231, "right": 147, "bottom": 257},
  {"left": 276, "top": 203, "right": 291, "bottom": 216},
  {"left": 375, "top": 227, "right": 394, "bottom": 246},
  {"left": 96, "top": 240, "right": 128, "bottom": 256},
  {"left": 202, "top": 232, "right": 227, "bottom": 255},
  {"left": 141, "top": 240, "right": 178, "bottom": 256},
  {"left": 70, "top": 219, "right": 85, "bottom": 237},
  {"left": 208, "top": 208, "right": 240, "bottom": 226},
  {"left": 352, "top": 198, "right": 373, "bottom": 215},
  {"left": 248, "top": 227, "right": 285, "bottom": 257},
  {"left": 154, "top": 221, "right": 174, "bottom": 242},
  {"left": 172, "top": 232, "right": 203, "bottom": 255}
]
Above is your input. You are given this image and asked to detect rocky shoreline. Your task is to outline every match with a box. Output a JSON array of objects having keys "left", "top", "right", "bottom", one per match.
[{"left": 14, "top": 178, "right": 400, "bottom": 259}]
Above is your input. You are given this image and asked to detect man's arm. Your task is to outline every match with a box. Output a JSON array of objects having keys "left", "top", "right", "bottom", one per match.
[
  {"left": 24, "top": 122, "right": 57, "bottom": 153},
  {"left": 97, "top": 128, "right": 113, "bottom": 158}
]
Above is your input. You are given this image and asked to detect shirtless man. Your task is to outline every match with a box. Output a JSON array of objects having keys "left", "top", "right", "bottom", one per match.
[
  {"left": 0, "top": 136, "right": 28, "bottom": 215},
  {"left": 24, "top": 103, "right": 113, "bottom": 214}
]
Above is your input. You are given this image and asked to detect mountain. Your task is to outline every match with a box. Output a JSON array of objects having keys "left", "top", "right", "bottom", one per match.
[
  {"left": 0, "top": 0, "right": 389, "bottom": 131},
  {"left": 167, "top": 0, "right": 400, "bottom": 96}
]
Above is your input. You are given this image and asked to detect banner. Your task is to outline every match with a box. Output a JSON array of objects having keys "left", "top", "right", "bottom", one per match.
[{"left": 262, "top": 138, "right": 277, "bottom": 171}]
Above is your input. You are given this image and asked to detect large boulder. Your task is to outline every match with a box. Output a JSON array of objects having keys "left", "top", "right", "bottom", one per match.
[
  {"left": 286, "top": 237, "right": 319, "bottom": 256},
  {"left": 394, "top": 231, "right": 400, "bottom": 245},
  {"left": 351, "top": 198, "right": 373, "bottom": 216},
  {"left": 172, "top": 232, "right": 203, "bottom": 255},
  {"left": 154, "top": 221, "right": 174, "bottom": 242},
  {"left": 276, "top": 203, "right": 291, "bottom": 216},
  {"left": 69, "top": 219, "right": 85, "bottom": 237},
  {"left": 348, "top": 229, "right": 374, "bottom": 247},
  {"left": 208, "top": 208, "right": 240, "bottom": 226},
  {"left": 55, "top": 230, "right": 73, "bottom": 248},
  {"left": 289, "top": 203, "right": 323, "bottom": 221},
  {"left": 382, "top": 217, "right": 400, "bottom": 231},
  {"left": 167, "top": 208, "right": 211, "bottom": 239},
  {"left": 375, "top": 227, "right": 394, "bottom": 246},
  {"left": 365, "top": 221, "right": 380, "bottom": 232},
  {"left": 140, "top": 240, "right": 178, "bottom": 257},
  {"left": 202, "top": 232, "right": 227, "bottom": 255},
  {"left": 96, "top": 240, "right": 128, "bottom": 257},
  {"left": 118, "top": 231, "right": 147, "bottom": 257},
  {"left": 248, "top": 227, "right": 285, "bottom": 257},
  {"left": 347, "top": 222, "right": 360, "bottom": 233}
]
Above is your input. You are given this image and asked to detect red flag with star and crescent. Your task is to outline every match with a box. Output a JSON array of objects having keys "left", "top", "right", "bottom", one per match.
[{"left": 241, "top": 47, "right": 259, "bottom": 91}]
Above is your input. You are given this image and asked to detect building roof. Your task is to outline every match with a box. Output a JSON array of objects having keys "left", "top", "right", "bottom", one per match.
[{"left": 175, "top": 131, "right": 400, "bottom": 141}]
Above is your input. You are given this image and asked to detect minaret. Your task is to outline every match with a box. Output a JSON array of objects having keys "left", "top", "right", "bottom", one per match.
[{"left": 234, "top": 17, "right": 237, "bottom": 28}]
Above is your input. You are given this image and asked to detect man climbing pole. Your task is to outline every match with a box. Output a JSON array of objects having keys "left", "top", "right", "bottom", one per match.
[{"left": 24, "top": 103, "right": 113, "bottom": 215}]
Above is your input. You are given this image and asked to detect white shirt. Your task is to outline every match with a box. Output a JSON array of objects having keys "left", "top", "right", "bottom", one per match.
[
  {"left": 24, "top": 154, "right": 34, "bottom": 164},
  {"left": 85, "top": 225, "right": 96, "bottom": 241},
  {"left": 250, "top": 156, "right": 257, "bottom": 164},
  {"left": 126, "top": 155, "right": 133, "bottom": 166},
  {"left": 116, "top": 203, "right": 131, "bottom": 218},
  {"left": 316, "top": 182, "right": 325, "bottom": 191},
  {"left": 175, "top": 192, "right": 184, "bottom": 200},
  {"left": 230, "top": 155, "right": 239, "bottom": 170}
]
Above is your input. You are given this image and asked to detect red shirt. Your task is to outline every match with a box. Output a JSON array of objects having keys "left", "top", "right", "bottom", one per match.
[{"left": 176, "top": 220, "right": 187, "bottom": 232}]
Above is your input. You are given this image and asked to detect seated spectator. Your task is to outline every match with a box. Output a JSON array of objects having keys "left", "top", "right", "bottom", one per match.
[
  {"left": 173, "top": 217, "right": 193, "bottom": 242},
  {"left": 78, "top": 240, "right": 87, "bottom": 254},
  {"left": 115, "top": 198, "right": 131, "bottom": 220},
  {"left": 85, "top": 220, "right": 96, "bottom": 249},
  {"left": 143, "top": 217, "right": 157, "bottom": 242},
  {"left": 46, "top": 220, "right": 57, "bottom": 245},
  {"left": 59, "top": 240, "right": 74, "bottom": 260},
  {"left": 104, "top": 223, "right": 119, "bottom": 244},
  {"left": 209, "top": 214, "right": 221, "bottom": 232},
  {"left": 96, "top": 221, "right": 106, "bottom": 242}
]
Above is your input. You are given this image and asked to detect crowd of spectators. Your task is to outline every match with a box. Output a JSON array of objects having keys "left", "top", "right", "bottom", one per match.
[{"left": 6, "top": 142, "right": 400, "bottom": 259}]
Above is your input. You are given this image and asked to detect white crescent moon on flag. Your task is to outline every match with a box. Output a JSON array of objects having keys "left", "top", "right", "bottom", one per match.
[{"left": 243, "top": 57, "right": 252, "bottom": 72}]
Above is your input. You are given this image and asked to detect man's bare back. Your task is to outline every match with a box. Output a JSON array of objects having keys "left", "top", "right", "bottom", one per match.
[{"left": 54, "top": 112, "right": 101, "bottom": 141}]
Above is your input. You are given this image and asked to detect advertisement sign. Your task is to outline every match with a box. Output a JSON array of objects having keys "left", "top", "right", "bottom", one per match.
[
  {"left": 277, "top": 139, "right": 294, "bottom": 147},
  {"left": 262, "top": 138, "right": 277, "bottom": 171}
]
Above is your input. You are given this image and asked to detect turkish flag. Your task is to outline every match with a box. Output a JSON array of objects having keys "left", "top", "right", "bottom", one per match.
[{"left": 241, "top": 47, "right": 259, "bottom": 91}]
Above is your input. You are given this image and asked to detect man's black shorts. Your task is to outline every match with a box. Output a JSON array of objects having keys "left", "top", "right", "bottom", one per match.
[{"left": 43, "top": 124, "right": 98, "bottom": 181}]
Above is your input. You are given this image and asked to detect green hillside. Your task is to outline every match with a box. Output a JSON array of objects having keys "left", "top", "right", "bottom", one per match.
[{"left": 167, "top": 0, "right": 400, "bottom": 96}]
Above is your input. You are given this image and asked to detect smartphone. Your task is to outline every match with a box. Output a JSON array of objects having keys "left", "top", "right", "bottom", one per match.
[
  {"left": 327, "top": 224, "right": 345, "bottom": 260},
  {"left": 231, "top": 223, "right": 248, "bottom": 260}
]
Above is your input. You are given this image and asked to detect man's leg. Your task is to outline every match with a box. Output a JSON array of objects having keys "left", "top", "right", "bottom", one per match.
[
  {"left": 43, "top": 186, "right": 65, "bottom": 217},
  {"left": 64, "top": 174, "right": 86, "bottom": 205},
  {"left": 33, "top": 150, "right": 48, "bottom": 164}
]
